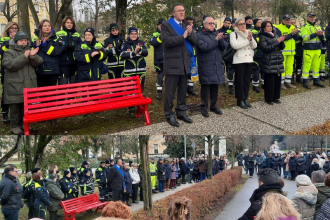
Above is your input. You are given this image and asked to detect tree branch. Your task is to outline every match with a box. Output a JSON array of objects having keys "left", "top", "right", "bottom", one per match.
[{"left": 27, "top": 0, "right": 39, "bottom": 27}]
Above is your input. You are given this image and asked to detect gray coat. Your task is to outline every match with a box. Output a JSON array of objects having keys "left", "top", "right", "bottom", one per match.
[
  {"left": 292, "top": 184, "right": 318, "bottom": 220},
  {"left": 45, "top": 178, "right": 64, "bottom": 212},
  {"left": 0, "top": 174, "right": 24, "bottom": 209},
  {"left": 197, "top": 30, "right": 227, "bottom": 85},
  {"left": 2, "top": 39, "right": 42, "bottom": 104},
  {"left": 161, "top": 20, "right": 198, "bottom": 75}
]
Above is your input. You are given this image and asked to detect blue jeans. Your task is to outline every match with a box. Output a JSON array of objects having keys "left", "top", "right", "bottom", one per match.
[
  {"left": 200, "top": 172, "right": 206, "bottom": 181},
  {"left": 158, "top": 179, "right": 164, "bottom": 192},
  {"left": 187, "top": 172, "right": 192, "bottom": 183},
  {"left": 1, "top": 208, "right": 19, "bottom": 220},
  {"left": 283, "top": 170, "right": 289, "bottom": 178}
]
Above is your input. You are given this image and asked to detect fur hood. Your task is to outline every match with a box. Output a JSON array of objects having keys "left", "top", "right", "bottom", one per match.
[{"left": 294, "top": 184, "right": 318, "bottom": 205}]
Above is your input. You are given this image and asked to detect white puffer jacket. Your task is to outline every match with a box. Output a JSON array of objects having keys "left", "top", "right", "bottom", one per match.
[
  {"left": 129, "top": 168, "right": 140, "bottom": 184},
  {"left": 230, "top": 28, "right": 257, "bottom": 64}
]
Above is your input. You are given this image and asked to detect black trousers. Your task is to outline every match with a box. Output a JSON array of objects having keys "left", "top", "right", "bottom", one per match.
[
  {"left": 37, "top": 74, "right": 59, "bottom": 87},
  {"left": 201, "top": 84, "right": 218, "bottom": 110},
  {"left": 264, "top": 74, "right": 281, "bottom": 102},
  {"left": 139, "top": 185, "right": 143, "bottom": 201},
  {"left": 112, "top": 190, "right": 123, "bottom": 201},
  {"left": 290, "top": 170, "right": 297, "bottom": 180},
  {"left": 122, "top": 193, "right": 130, "bottom": 203},
  {"left": 132, "top": 184, "right": 139, "bottom": 201},
  {"left": 164, "top": 74, "right": 188, "bottom": 119},
  {"left": 58, "top": 65, "right": 77, "bottom": 85},
  {"left": 9, "top": 103, "right": 23, "bottom": 129},
  {"left": 233, "top": 63, "right": 252, "bottom": 101},
  {"left": 1, "top": 75, "right": 9, "bottom": 114},
  {"left": 108, "top": 66, "right": 124, "bottom": 79},
  {"left": 49, "top": 210, "right": 57, "bottom": 220}
]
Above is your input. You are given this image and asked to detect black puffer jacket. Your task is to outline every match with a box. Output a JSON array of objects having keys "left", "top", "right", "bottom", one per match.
[
  {"left": 0, "top": 174, "right": 24, "bottom": 209},
  {"left": 297, "top": 156, "right": 306, "bottom": 172},
  {"left": 238, "top": 183, "right": 283, "bottom": 220},
  {"left": 196, "top": 29, "right": 227, "bottom": 85},
  {"left": 259, "top": 30, "right": 285, "bottom": 75}
]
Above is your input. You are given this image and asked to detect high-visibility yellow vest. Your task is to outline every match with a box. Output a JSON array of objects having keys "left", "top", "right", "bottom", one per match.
[{"left": 276, "top": 23, "right": 296, "bottom": 55}]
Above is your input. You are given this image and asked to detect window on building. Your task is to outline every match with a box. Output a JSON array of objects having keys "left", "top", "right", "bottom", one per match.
[
  {"left": 215, "top": 22, "right": 218, "bottom": 29},
  {"left": 0, "top": 24, "right": 6, "bottom": 35},
  {"left": 154, "top": 144, "right": 159, "bottom": 154},
  {"left": 34, "top": 4, "right": 39, "bottom": 13}
]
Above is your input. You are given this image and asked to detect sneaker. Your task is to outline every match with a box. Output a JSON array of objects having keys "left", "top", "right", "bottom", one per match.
[
  {"left": 253, "top": 86, "right": 260, "bottom": 93},
  {"left": 2, "top": 113, "right": 10, "bottom": 124}
]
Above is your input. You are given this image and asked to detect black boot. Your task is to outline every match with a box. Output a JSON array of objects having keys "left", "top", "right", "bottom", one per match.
[
  {"left": 303, "top": 79, "right": 311, "bottom": 89},
  {"left": 187, "top": 86, "right": 198, "bottom": 97},
  {"left": 228, "top": 85, "right": 234, "bottom": 95},
  {"left": 313, "top": 78, "right": 325, "bottom": 88},
  {"left": 320, "top": 75, "right": 325, "bottom": 81},
  {"left": 253, "top": 86, "right": 260, "bottom": 93},
  {"left": 2, "top": 113, "right": 10, "bottom": 124},
  {"left": 296, "top": 74, "right": 302, "bottom": 83},
  {"left": 237, "top": 100, "right": 248, "bottom": 109},
  {"left": 156, "top": 90, "right": 162, "bottom": 100}
]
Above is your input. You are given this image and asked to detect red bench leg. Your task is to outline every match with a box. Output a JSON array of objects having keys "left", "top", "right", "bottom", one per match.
[
  {"left": 135, "top": 105, "right": 144, "bottom": 118},
  {"left": 24, "top": 123, "right": 29, "bottom": 135},
  {"left": 144, "top": 105, "right": 150, "bottom": 126}
]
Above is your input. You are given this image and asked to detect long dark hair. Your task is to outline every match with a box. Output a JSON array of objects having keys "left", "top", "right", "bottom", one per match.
[{"left": 260, "top": 21, "right": 273, "bottom": 32}]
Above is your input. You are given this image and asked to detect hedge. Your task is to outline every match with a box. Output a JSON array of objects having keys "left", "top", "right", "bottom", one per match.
[{"left": 132, "top": 166, "right": 243, "bottom": 220}]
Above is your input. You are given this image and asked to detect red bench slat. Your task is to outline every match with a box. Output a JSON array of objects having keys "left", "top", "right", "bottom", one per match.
[
  {"left": 26, "top": 80, "right": 138, "bottom": 98},
  {"left": 60, "top": 194, "right": 108, "bottom": 220},
  {"left": 23, "top": 76, "right": 152, "bottom": 135}
]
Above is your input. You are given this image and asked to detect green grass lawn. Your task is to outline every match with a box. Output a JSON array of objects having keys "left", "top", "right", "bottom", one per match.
[{"left": 0, "top": 44, "right": 328, "bottom": 135}]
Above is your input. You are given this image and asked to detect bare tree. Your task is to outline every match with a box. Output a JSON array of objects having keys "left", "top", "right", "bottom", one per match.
[
  {"left": 139, "top": 135, "right": 152, "bottom": 210},
  {"left": 0, "top": 0, "right": 17, "bottom": 22},
  {"left": 0, "top": 136, "right": 23, "bottom": 167},
  {"left": 17, "top": 0, "right": 31, "bottom": 39}
]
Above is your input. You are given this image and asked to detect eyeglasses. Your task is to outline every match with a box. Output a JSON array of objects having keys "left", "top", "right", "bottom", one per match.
[
  {"left": 207, "top": 22, "right": 215, "bottom": 25},
  {"left": 10, "top": 27, "right": 18, "bottom": 30},
  {"left": 238, "top": 23, "right": 246, "bottom": 26}
]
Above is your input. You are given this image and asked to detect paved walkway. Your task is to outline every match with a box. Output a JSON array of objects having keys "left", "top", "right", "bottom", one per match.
[
  {"left": 215, "top": 172, "right": 297, "bottom": 220},
  {"left": 130, "top": 182, "right": 196, "bottom": 213},
  {"left": 117, "top": 87, "right": 330, "bottom": 135}
]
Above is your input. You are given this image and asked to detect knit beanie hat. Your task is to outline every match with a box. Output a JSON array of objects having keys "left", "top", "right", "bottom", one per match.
[
  {"left": 128, "top": 27, "right": 138, "bottom": 35},
  {"left": 109, "top": 23, "right": 119, "bottom": 30},
  {"left": 69, "top": 167, "right": 76, "bottom": 173},
  {"left": 82, "top": 161, "right": 88, "bottom": 166},
  {"left": 253, "top": 18, "right": 262, "bottom": 25},
  {"left": 296, "top": 174, "right": 312, "bottom": 186},
  {"left": 31, "top": 168, "right": 40, "bottom": 174},
  {"left": 84, "top": 28, "right": 95, "bottom": 37},
  {"left": 14, "top": 31, "right": 29, "bottom": 42},
  {"left": 158, "top": 18, "right": 166, "bottom": 25},
  {"left": 245, "top": 15, "right": 252, "bottom": 21},
  {"left": 64, "top": 170, "right": 70, "bottom": 177},
  {"left": 224, "top": 17, "right": 232, "bottom": 23}
]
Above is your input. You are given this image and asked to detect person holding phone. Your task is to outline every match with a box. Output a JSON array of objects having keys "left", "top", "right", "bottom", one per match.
[{"left": 120, "top": 27, "right": 148, "bottom": 115}]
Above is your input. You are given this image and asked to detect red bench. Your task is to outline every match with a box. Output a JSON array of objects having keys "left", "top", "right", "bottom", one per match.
[
  {"left": 60, "top": 193, "right": 108, "bottom": 220},
  {"left": 23, "top": 75, "right": 152, "bottom": 135}
]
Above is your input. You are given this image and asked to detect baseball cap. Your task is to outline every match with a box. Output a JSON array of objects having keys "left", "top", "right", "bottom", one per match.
[{"left": 307, "top": 12, "right": 316, "bottom": 17}]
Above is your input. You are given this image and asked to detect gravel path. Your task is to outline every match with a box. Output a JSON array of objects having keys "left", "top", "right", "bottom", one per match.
[{"left": 116, "top": 87, "right": 330, "bottom": 135}]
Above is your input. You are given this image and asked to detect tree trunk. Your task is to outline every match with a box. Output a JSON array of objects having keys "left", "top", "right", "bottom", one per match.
[
  {"left": 23, "top": 136, "right": 33, "bottom": 173},
  {"left": 5, "top": 0, "right": 11, "bottom": 22},
  {"left": 139, "top": 135, "right": 152, "bottom": 210},
  {"left": 207, "top": 136, "right": 212, "bottom": 179},
  {"left": 17, "top": 0, "right": 31, "bottom": 39},
  {"left": 116, "top": 0, "right": 127, "bottom": 37},
  {"left": 27, "top": 0, "right": 40, "bottom": 27},
  {"left": 0, "top": 136, "right": 23, "bottom": 167},
  {"left": 32, "top": 135, "right": 53, "bottom": 168},
  {"left": 94, "top": 0, "right": 99, "bottom": 37},
  {"left": 49, "top": 0, "right": 56, "bottom": 25}
]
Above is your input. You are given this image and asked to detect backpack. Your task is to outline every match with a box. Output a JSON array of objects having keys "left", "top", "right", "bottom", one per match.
[{"left": 222, "top": 32, "right": 238, "bottom": 64}]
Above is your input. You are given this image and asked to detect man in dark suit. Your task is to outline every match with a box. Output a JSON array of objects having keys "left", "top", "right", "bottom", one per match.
[
  {"left": 162, "top": 3, "right": 198, "bottom": 127},
  {"left": 108, "top": 159, "right": 124, "bottom": 201}
]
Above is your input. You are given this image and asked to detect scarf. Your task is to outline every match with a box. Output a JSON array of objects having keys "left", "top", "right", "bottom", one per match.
[{"left": 167, "top": 17, "right": 198, "bottom": 81}]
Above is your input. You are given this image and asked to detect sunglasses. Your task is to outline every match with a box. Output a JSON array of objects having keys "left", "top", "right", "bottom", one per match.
[{"left": 238, "top": 23, "right": 246, "bottom": 26}]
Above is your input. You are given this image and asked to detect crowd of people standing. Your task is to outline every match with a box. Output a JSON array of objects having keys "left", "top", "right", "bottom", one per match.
[{"left": 0, "top": 3, "right": 329, "bottom": 131}]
